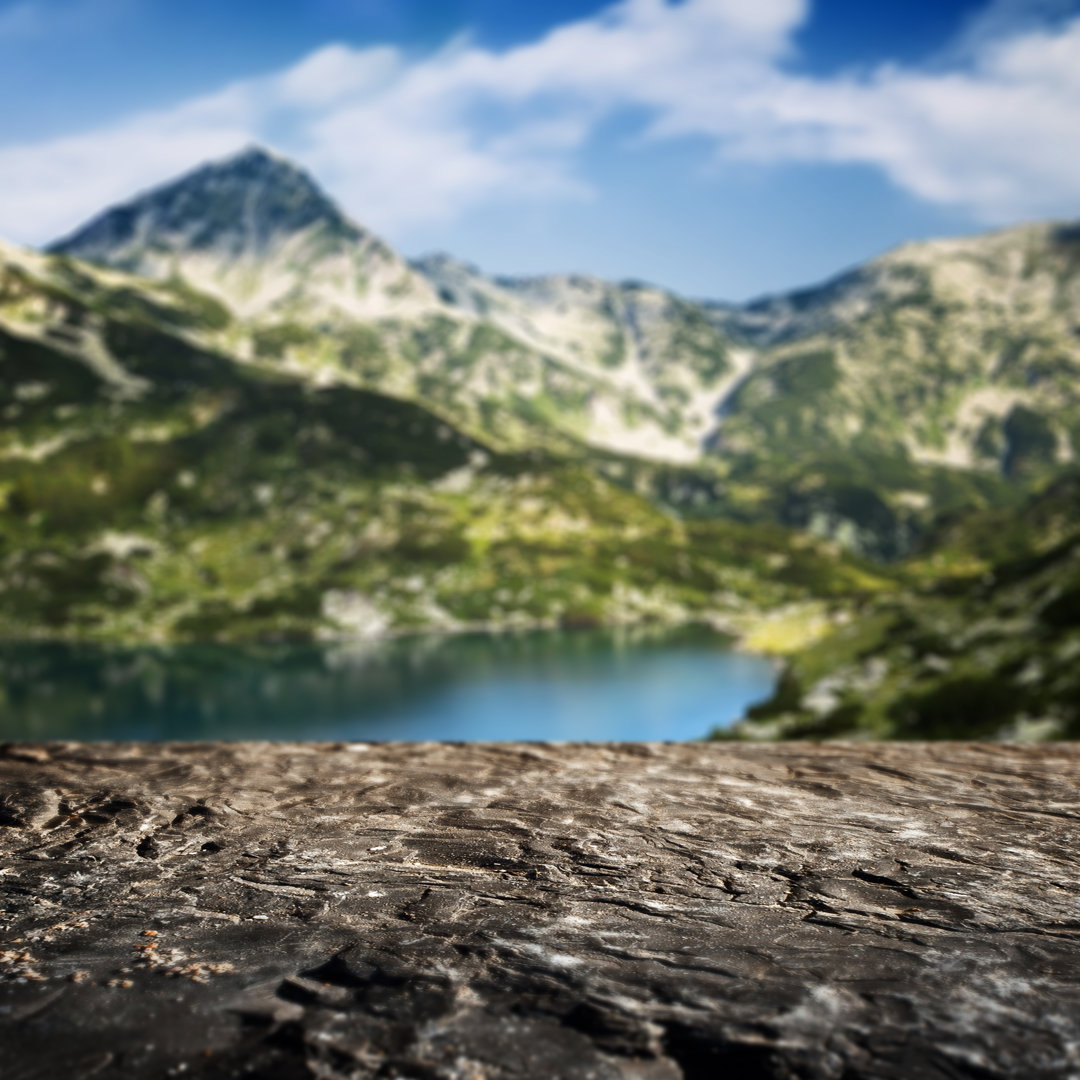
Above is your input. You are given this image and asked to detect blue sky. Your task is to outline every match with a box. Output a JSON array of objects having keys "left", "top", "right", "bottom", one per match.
[{"left": 1, "top": 0, "right": 1079, "bottom": 299}]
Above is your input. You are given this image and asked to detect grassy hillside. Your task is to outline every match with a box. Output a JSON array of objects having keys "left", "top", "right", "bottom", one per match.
[
  {"left": 706, "top": 222, "right": 1080, "bottom": 557},
  {"left": 722, "top": 474, "right": 1080, "bottom": 740},
  {"left": 0, "top": 245, "right": 885, "bottom": 645}
]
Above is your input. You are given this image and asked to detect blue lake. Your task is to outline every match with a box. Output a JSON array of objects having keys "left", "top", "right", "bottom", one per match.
[{"left": 0, "top": 626, "right": 777, "bottom": 741}]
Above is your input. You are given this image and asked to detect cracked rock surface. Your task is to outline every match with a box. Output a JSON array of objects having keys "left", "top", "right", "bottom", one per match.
[{"left": 1, "top": 741, "right": 1079, "bottom": 1079}]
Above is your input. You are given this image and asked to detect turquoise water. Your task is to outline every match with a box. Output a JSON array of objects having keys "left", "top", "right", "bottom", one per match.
[{"left": 0, "top": 626, "right": 776, "bottom": 741}]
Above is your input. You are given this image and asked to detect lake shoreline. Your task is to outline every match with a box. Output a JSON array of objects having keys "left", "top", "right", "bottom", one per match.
[
  {"left": 0, "top": 604, "right": 805, "bottom": 664},
  {"left": 0, "top": 624, "right": 779, "bottom": 742}
]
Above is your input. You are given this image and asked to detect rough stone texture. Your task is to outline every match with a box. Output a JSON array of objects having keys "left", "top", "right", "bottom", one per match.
[{"left": 1, "top": 741, "right": 1079, "bottom": 1079}]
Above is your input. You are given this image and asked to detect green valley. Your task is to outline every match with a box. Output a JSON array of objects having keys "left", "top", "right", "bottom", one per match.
[
  {"left": 1, "top": 146, "right": 1078, "bottom": 739},
  {"left": 0, "top": 238, "right": 878, "bottom": 646}
]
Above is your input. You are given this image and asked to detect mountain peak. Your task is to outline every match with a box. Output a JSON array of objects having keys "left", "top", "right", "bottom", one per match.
[{"left": 48, "top": 145, "right": 360, "bottom": 268}]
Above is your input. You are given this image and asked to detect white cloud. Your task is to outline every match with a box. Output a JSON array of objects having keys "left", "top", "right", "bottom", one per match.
[
  {"left": 702, "top": 18, "right": 1080, "bottom": 220},
  {"left": 949, "top": 0, "right": 1080, "bottom": 58},
  {"left": 1, "top": 0, "right": 1079, "bottom": 246},
  {"left": 274, "top": 43, "right": 401, "bottom": 108},
  {"left": 0, "top": 85, "right": 256, "bottom": 243}
]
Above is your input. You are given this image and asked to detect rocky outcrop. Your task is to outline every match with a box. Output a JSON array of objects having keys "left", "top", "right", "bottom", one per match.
[{"left": 2, "top": 741, "right": 1079, "bottom": 1078}]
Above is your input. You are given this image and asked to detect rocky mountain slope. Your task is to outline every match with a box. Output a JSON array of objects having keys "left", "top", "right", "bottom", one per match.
[
  {"left": 706, "top": 221, "right": 1080, "bottom": 556},
  {"left": 50, "top": 148, "right": 740, "bottom": 465},
  {"left": 0, "top": 239, "right": 877, "bottom": 643},
  {"left": 728, "top": 221, "right": 1080, "bottom": 464},
  {"left": 50, "top": 148, "right": 1080, "bottom": 561}
]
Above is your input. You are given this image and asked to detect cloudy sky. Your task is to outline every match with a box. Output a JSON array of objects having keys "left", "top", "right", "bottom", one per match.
[{"left": 1, "top": 0, "right": 1079, "bottom": 299}]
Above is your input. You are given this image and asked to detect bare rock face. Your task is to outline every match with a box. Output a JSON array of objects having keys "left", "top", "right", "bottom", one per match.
[{"left": 1, "top": 741, "right": 1079, "bottom": 1079}]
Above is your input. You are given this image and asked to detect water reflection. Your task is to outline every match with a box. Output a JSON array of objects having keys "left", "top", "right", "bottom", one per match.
[{"left": 0, "top": 625, "right": 777, "bottom": 741}]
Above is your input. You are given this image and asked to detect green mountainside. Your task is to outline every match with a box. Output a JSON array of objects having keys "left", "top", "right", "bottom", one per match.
[
  {"left": 706, "top": 222, "right": 1080, "bottom": 557},
  {"left": 3, "top": 146, "right": 1078, "bottom": 737},
  {"left": 727, "top": 474, "right": 1080, "bottom": 740},
  {"left": 0, "top": 240, "right": 878, "bottom": 644}
]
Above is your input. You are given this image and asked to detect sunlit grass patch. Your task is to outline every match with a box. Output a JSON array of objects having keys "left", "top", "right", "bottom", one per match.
[{"left": 737, "top": 603, "right": 836, "bottom": 656}]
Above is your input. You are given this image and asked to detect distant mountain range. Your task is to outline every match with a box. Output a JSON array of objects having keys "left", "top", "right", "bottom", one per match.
[
  {"left": 47, "top": 147, "right": 1080, "bottom": 556},
  {"left": 3, "top": 145, "right": 1079, "bottom": 737},
  {"left": 48, "top": 147, "right": 741, "bottom": 465}
]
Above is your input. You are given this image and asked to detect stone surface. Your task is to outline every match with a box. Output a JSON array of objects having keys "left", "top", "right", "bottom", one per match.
[{"left": 1, "top": 741, "right": 1078, "bottom": 1079}]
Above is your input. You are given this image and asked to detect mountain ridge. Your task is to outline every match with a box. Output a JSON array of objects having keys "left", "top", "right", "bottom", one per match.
[
  {"left": 30, "top": 147, "right": 1080, "bottom": 557},
  {"left": 49, "top": 146, "right": 363, "bottom": 262},
  {"left": 49, "top": 144, "right": 1080, "bottom": 314},
  {"left": 50, "top": 145, "right": 434, "bottom": 325},
  {"left": 47, "top": 147, "right": 740, "bottom": 463}
]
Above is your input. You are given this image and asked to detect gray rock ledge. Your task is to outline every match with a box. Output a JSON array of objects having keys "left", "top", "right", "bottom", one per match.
[{"left": 1, "top": 741, "right": 1079, "bottom": 1079}]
